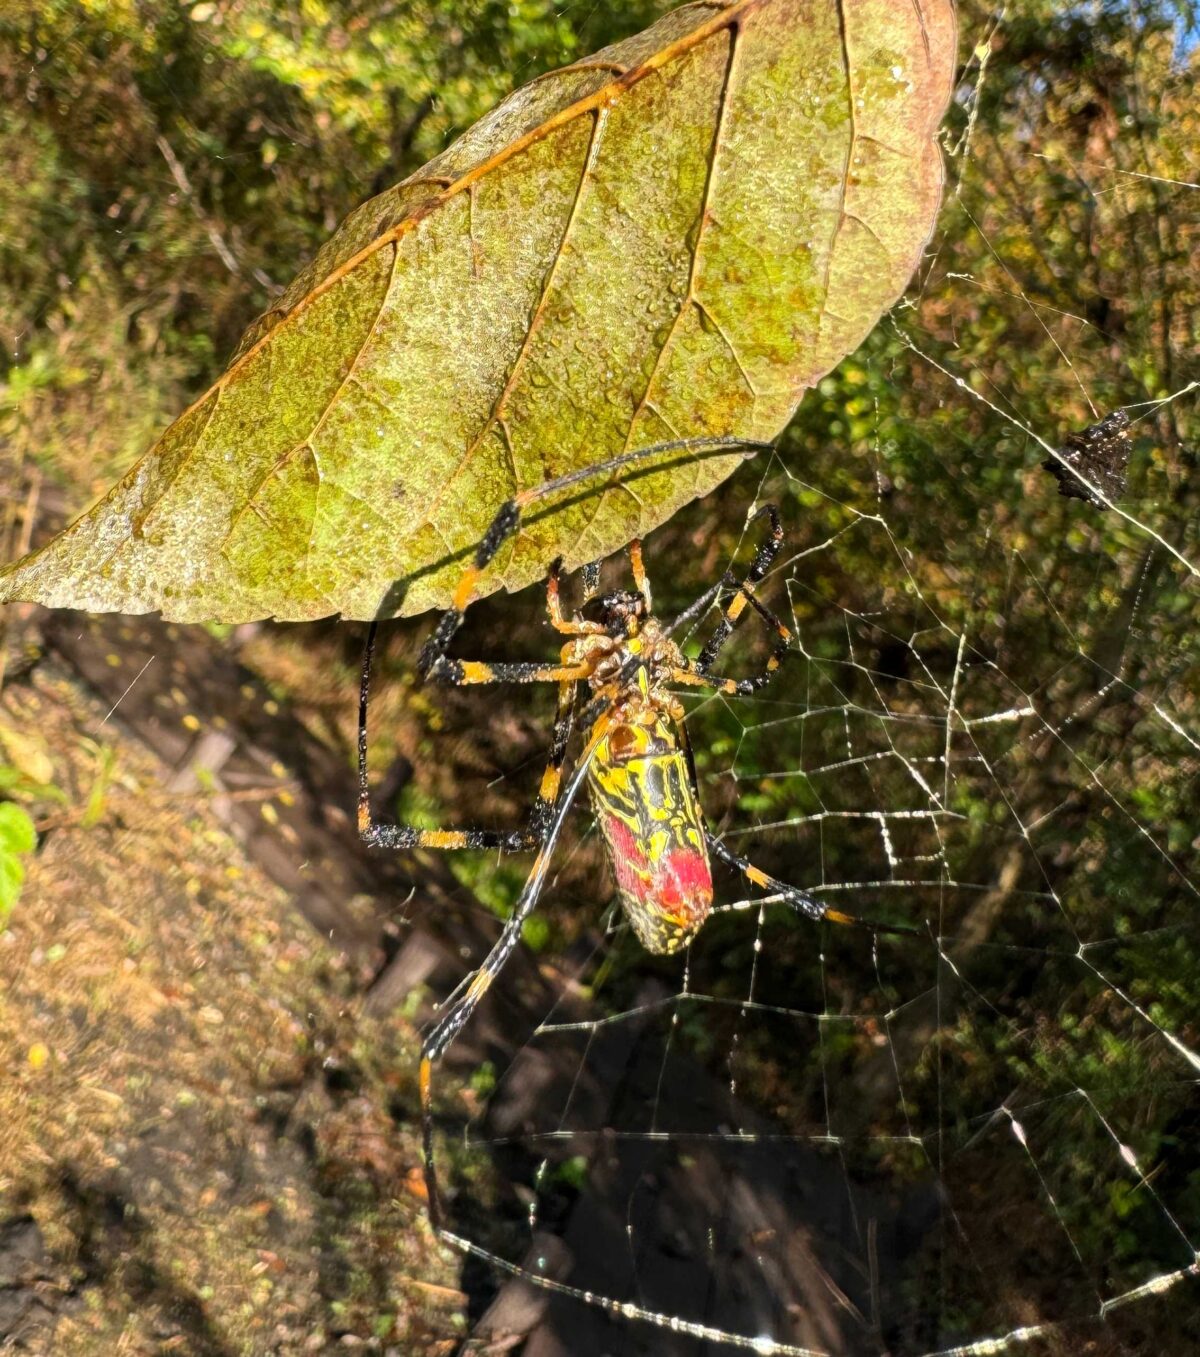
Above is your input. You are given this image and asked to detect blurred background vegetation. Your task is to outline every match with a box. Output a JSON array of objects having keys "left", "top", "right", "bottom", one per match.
[{"left": 0, "top": 1, "right": 1197, "bottom": 1354}]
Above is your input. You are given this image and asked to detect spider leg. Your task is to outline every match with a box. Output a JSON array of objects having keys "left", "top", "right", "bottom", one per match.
[
  {"left": 666, "top": 572, "right": 736, "bottom": 641},
  {"left": 667, "top": 587, "right": 790, "bottom": 695},
  {"left": 629, "top": 539, "right": 651, "bottom": 610},
  {"left": 431, "top": 657, "right": 594, "bottom": 685},
  {"left": 419, "top": 560, "right": 595, "bottom": 685},
  {"left": 694, "top": 503, "right": 790, "bottom": 677},
  {"left": 546, "top": 557, "right": 603, "bottom": 637},
  {"left": 418, "top": 436, "right": 775, "bottom": 682},
  {"left": 580, "top": 560, "right": 602, "bottom": 603},
  {"left": 358, "top": 622, "right": 577, "bottom": 851},
  {"left": 418, "top": 710, "right": 611, "bottom": 1227},
  {"left": 672, "top": 706, "right": 917, "bottom": 938},
  {"left": 705, "top": 831, "right": 921, "bottom": 938}
]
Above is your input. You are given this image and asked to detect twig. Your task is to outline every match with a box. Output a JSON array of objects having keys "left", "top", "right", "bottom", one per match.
[
  {"left": 0, "top": 468, "right": 40, "bottom": 691},
  {"left": 156, "top": 134, "right": 281, "bottom": 295},
  {"left": 14, "top": 469, "right": 40, "bottom": 561}
]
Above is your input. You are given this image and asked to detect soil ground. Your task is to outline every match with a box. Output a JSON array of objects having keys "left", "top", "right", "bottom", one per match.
[{"left": 0, "top": 612, "right": 471, "bottom": 1354}]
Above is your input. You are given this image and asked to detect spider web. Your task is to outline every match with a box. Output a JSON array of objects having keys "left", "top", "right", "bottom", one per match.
[
  {"left": 425, "top": 5, "right": 1200, "bottom": 1352},
  {"left": 3, "top": 3, "right": 1197, "bottom": 1355}
]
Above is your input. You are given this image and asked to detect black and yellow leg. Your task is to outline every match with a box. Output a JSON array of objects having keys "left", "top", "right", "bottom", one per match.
[
  {"left": 526, "top": 678, "right": 576, "bottom": 839},
  {"left": 546, "top": 558, "right": 604, "bottom": 637},
  {"left": 667, "top": 590, "right": 789, "bottom": 697},
  {"left": 580, "top": 560, "right": 601, "bottom": 603},
  {"left": 358, "top": 623, "right": 578, "bottom": 853},
  {"left": 430, "top": 657, "right": 594, "bottom": 686},
  {"left": 664, "top": 571, "right": 737, "bottom": 640},
  {"left": 694, "top": 504, "right": 790, "bottom": 676},
  {"left": 417, "top": 712, "right": 612, "bottom": 1226},
  {"left": 673, "top": 698, "right": 701, "bottom": 794},
  {"left": 667, "top": 662, "right": 773, "bottom": 698},
  {"left": 415, "top": 498, "right": 523, "bottom": 683},
  {"left": 705, "top": 832, "right": 921, "bottom": 937},
  {"left": 418, "top": 437, "right": 774, "bottom": 683},
  {"left": 670, "top": 567, "right": 790, "bottom": 694},
  {"left": 629, "top": 539, "right": 651, "bottom": 610}
]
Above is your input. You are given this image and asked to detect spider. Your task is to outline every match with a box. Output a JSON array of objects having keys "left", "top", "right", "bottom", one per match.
[{"left": 357, "top": 437, "right": 915, "bottom": 1225}]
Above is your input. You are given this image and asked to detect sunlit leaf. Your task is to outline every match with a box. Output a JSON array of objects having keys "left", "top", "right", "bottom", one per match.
[
  {"left": 0, "top": 0, "right": 955, "bottom": 623},
  {"left": 0, "top": 801, "right": 37, "bottom": 856},
  {"left": 0, "top": 849, "right": 26, "bottom": 921}
]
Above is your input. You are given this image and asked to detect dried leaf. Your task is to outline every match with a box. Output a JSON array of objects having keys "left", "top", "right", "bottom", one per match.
[
  {"left": 1043, "top": 409, "right": 1132, "bottom": 507},
  {"left": 0, "top": 721, "right": 55, "bottom": 788},
  {"left": 0, "top": 0, "right": 955, "bottom": 622}
]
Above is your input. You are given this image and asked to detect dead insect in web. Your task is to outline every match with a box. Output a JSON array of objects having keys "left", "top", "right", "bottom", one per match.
[
  {"left": 356, "top": 436, "right": 919, "bottom": 1226},
  {"left": 1043, "top": 409, "right": 1131, "bottom": 507}
]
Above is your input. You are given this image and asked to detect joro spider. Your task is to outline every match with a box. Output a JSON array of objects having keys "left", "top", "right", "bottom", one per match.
[{"left": 357, "top": 437, "right": 915, "bottom": 1224}]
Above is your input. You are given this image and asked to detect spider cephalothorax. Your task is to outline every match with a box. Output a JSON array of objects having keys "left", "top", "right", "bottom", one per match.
[
  {"left": 584, "top": 588, "right": 648, "bottom": 638},
  {"left": 355, "top": 438, "right": 916, "bottom": 1226},
  {"left": 565, "top": 614, "right": 681, "bottom": 690}
]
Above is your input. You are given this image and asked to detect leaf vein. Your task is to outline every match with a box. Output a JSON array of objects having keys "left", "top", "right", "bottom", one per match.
[
  {"left": 823, "top": 0, "right": 858, "bottom": 317},
  {"left": 221, "top": 243, "right": 401, "bottom": 551},
  {"left": 622, "top": 22, "right": 741, "bottom": 453},
  {"left": 404, "top": 104, "right": 611, "bottom": 550}
]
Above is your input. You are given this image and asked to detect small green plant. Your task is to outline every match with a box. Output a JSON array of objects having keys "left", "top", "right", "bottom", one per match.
[{"left": 0, "top": 799, "right": 37, "bottom": 926}]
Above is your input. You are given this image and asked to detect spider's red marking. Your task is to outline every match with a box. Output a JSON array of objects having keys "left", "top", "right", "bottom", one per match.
[
  {"left": 604, "top": 815, "right": 712, "bottom": 928},
  {"left": 605, "top": 816, "right": 649, "bottom": 896},
  {"left": 663, "top": 845, "right": 713, "bottom": 910}
]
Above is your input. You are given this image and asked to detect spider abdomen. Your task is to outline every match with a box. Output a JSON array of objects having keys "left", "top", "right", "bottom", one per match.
[{"left": 589, "top": 717, "right": 712, "bottom": 956}]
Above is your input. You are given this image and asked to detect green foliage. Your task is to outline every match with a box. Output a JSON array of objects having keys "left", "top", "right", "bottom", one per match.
[
  {"left": 0, "top": 799, "right": 37, "bottom": 926},
  {"left": 469, "top": 1059, "right": 496, "bottom": 1098},
  {"left": 0, "top": 762, "right": 63, "bottom": 805},
  {"left": 552, "top": 1154, "right": 589, "bottom": 1190}
]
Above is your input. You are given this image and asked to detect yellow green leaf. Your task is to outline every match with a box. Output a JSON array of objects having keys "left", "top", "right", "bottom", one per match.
[{"left": 0, "top": 802, "right": 36, "bottom": 856}]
